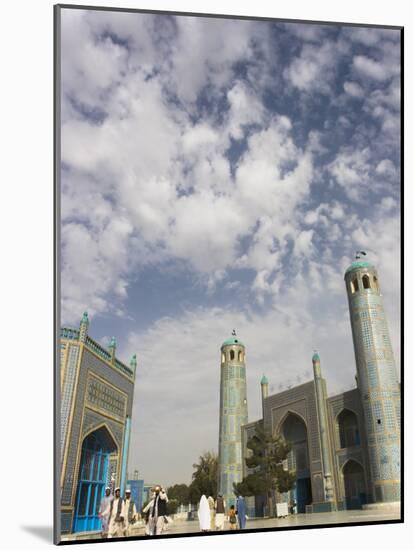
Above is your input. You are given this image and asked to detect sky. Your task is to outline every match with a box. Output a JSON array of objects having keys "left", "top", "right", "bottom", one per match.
[{"left": 60, "top": 8, "right": 401, "bottom": 486}]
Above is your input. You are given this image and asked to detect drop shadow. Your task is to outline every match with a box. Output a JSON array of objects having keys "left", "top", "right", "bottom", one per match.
[{"left": 21, "top": 525, "right": 54, "bottom": 543}]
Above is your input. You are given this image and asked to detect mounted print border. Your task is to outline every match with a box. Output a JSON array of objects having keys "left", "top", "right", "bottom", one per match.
[{"left": 54, "top": 3, "right": 403, "bottom": 545}]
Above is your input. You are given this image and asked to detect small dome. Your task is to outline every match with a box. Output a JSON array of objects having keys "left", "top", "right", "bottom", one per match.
[
  {"left": 260, "top": 374, "right": 268, "bottom": 385},
  {"left": 345, "top": 260, "right": 374, "bottom": 276},
  {"left": 221, "top": 337, "right": 245, "bottom": 348},
  {"left": 312, "top": 352, "right": 320, "bottom": 362}
]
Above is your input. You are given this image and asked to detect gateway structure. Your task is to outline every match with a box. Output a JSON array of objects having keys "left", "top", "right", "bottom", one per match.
[{"left": 60, "top": 312, "right": 136, "bottom": 534}]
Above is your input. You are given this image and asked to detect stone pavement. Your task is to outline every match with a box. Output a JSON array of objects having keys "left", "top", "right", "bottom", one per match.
[{"left": 164, "top": 508, "right": 401, "bottom": 536}]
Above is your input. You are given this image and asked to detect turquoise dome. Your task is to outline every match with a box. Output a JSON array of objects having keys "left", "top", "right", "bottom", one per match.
[
  {"left": 261, "top": 374, "right": 268, "bottom": 385},
  {"left": 312, "top": 352, "right": 320, "bottom": 362},
  {"left": 345, "top": 260, "right": 374, "bottom": 276},
  {"left": 222, "top": 337, "right": 244, "bottom": 348}
]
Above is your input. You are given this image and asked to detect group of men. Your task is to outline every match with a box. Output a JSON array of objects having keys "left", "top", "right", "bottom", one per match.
[
  {"left": 98, "top": 486, "right": 138, "bottom": 538},
  {"left": 198, "top": 494, "right": 247, "bottom": 531},
  {"left": 98, "top": 484, "right": 169, "bottom": 538}
]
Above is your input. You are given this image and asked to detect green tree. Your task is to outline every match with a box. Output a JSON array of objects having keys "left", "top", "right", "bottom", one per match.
[
  {"left": 166, "top": 498, "right": 179, "bottom": 516},
  {"left": 188, "top": 451, "right": 218, "bottom": 503},
  {"left": 233, "top": 424, "right": 296, "bottom": 516},
  {"left": 167, "top": 483, "right": 190, "bottom": 506}
]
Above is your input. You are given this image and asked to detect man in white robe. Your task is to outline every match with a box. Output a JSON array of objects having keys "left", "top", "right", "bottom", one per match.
[
  {"left": 198, "top": 495, "right": 211, "bottom": 531},
  {"left": 123, "top": 488, "right": 138, "bottom": 536},
  {"left": 108, "top": 487, "right": 126, "bottom": 538},
  {"left": 98, "top": 487, "right": 113, "bottom": 538},
  {"left": 215, "top": 494, "right": 226, "bottom": 530},
  {"left": 142, "top": 485, "right": 168, "bottom": 535}
]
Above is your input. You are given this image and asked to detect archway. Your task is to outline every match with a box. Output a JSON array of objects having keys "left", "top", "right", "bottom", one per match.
[
  {"left": 342, "top": 459, "right": 366, "bottom": 509},
  {"left": 337, "top": 409, "right": 360, "bottom": 448},
  {"left": 281, "top": 413, "right": 312, "bottom": 513},
  {"left": 73, "top": 426, "right": 118, "bottom": 533}
]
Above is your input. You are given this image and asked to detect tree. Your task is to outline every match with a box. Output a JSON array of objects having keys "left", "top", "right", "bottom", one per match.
[
  {"left": 188, "top": 451, "right": 218, "bottom": 502},
  {"left": 166, "top": 499, "right": 179, "bottom": 516},
  {"left": 233, "top": 424, "right": 296, "bottom": 516},
  {"left": 167, "top": 483, "right": 190, "bottom": 506}
]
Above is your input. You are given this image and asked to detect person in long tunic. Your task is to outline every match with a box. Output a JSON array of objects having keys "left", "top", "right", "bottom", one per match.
[
  {"left": 207, "top": 495, "right": 215, "bottom": 531},
  {"left": 198, "top": 495, "right": 211, "bottom": 531},
  {"left": 236, "top": 496, "right": 247, "bottom": 529},
  {"left": 108, "top": 488, "right": 126, "bottom": 538},
  {"left": 142, "top": 485, "right": 168, "bottom": 535},
  {"left": 123, "top": 488, "right": 138, "bottom": 536},
  {"left": 98, "top": 487, "right": 113, "bottom": 538},
  {"left": 214, "top": 494, "right": 226, "bottom": 530}
]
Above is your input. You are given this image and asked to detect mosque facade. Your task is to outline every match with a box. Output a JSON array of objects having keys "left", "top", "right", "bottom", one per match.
[
  {"left": 59, "top": 313, "right": 136, "bottom": 534},
  {"left": 218, "top": 260, "right": 400, "bottom": 515}
]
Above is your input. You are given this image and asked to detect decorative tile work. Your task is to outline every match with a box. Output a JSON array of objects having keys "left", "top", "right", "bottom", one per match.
[
  {"left": 61, "top": 347, "right": 134, "bottom": 507},
  {"left": 61, "top": 511, "right": 73, "bottom": 534},
  {"left": 60, "top": 344, "right": 79, "bottom": 457},
  {"left": 86, "top": 376, "right": 126, "bottom": 421}
]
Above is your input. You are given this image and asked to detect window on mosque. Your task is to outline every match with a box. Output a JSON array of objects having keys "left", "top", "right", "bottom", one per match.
[
  {"left": 221, "top": 353, "right": 225, "bottom": 364},
  {"left": 373, "top": 276, "right": 378, "bottom": 290},
  {"left": 238, "top": 350, "right": 242, "bottom": 361},
  {"left": 230, "top": 350, "right": 235, "bottom": 360},
  {"left": 338, "top": 409, "right": 360, "bottom": 448},
  {"left": 352, "top": 278, "right": 359, "bottom": 293},
  {"left": 362, "top": 274, "right": 371, "bottom": 289}
]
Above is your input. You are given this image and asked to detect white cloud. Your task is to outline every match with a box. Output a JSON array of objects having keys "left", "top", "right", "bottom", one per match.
[
  {"left": 284, "top": 41, "right": 339, "bottom": 94},
  {"left": 343, "top": 81, "right": 364, "bottom": 98},
  {"left": 352, "top": 55, "right": 396, "bottom": 81},
  {"left": 328, "top": 147, "right": 372, "bottom": 201}
]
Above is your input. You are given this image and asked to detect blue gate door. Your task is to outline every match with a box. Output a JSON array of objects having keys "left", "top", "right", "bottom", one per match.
[{"left": 73, "top": 433, "right": 110, "bottom": 533}]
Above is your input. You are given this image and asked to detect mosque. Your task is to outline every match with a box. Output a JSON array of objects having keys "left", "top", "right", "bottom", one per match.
[
  {"left": 59, "top": 312, "right": 136, "bottom": 535},
  {"left": 218, "top": 258, "right": 401, "bottom": 515}
]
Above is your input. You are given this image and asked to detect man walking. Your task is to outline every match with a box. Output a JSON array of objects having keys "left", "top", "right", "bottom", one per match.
[
  {"left": 108, "top": 487, "right": 126, "bottom": 538},
  {"left": 98, "top": 487, "right": 113, "bottom": 538},
  {"left": 214, "top": 494, "right": 226, "bottom": 530},
  {"left": 124, "top": 487, "right": 138, "bottom": 536},
  {"left": 207, "top": 495, "right": 215, "bottom": 531},
  {"left": 236, "top": 495, "right": 247, "bottom": 529},
  {"left": 142, "top": 485, "right": 168, "bottom": 535}
]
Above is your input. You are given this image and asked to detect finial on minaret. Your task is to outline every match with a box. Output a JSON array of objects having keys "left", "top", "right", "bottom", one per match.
[
  {"left": 355, "top": 250, "right": 367, "bottom": 260},
  {"left": 130, "top": 354, "right": 137, "bottom": 372},
  {"left": 232, "top": 329, "right": 236, "bottom": 336},
  {"left": 108, "top": 336, "right": 116, "bottom": 363},
  {"left": 312, "top": 350, "right": 321, "bottom": 378},
  {"left": 79, "top": 311, "right": 89, "bottom": 342}
]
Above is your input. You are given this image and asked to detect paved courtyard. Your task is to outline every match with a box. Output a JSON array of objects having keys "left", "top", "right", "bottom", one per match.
[{"left": 164, "top": 508, "right": 401, "bottom": 536}]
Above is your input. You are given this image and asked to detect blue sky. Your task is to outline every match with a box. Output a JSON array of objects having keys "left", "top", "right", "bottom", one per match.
[{"left": 60, "top": 9, "right": 401, "bottom": 485}]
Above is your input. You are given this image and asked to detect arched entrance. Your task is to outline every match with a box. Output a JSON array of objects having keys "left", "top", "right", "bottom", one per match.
[
  {"left": 342, "top": 459, "right": 366, "bottom": 509},
  {"left": 281, "top": 413, "right": 312, "bottom": 513},
  {"left": 73, "top": 426, "right": 117, "bottom": 532},
  {"left": 337, "top": 409, "right": 360, "bottom": 448}
]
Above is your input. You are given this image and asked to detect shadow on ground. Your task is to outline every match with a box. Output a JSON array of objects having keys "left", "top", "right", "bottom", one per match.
[{"left": 21, "top": 526, "right": 53, "bottom": 543}]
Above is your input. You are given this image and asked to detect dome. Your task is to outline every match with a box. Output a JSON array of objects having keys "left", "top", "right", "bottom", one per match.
[
  {"left": 221, "top": 337, "right": 245, "bottom": 348},
  {"left": 260, "top": 374, "right": 268, "bottom": 385},
  {"left": 312, "top": 352, "right": 320, "bottom": 362},
  {"left": 345, "top": 260, "right": 374, "bottom": 276}
]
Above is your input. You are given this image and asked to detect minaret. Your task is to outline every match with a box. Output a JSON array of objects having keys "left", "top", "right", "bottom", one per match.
[
  {"left": 312, "top": 353, "right": 334, "bottom": 506},
  {"left": 344, "top": 258, "right": 400, "bottom": 504},
  {"left": 79, "top": 311, "right": 89, "bottom": 343},
  {"left": 218, "top": 333, "right": 248, "bottom": 507},
  {"left": 260, "top": 374, "right": 269, "bottom": 418},
  {"left": 108, "top": 336, "right": 116, "bottom": 364}
]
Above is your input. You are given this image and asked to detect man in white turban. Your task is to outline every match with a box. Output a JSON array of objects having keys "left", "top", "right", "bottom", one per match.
[
  {"left": 108, "top": 487, "right": 126, "bottom": 538},
  {"left": 198, "top": 495, "right": 211, "bottom": 531},
  {"left": 98, "top": 487, "right": 113, "bottom": 538}
]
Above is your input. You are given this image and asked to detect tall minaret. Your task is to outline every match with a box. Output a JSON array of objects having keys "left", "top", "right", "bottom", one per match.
[
  {"left": 312, "top": 353, "right": 334, "bottom": 506},
  {"left": 260, "top": 374, "right": 269, "bottom": 418},
  {"left": 218, "top": 333, "right": 248, "bottom": 507},
  {"left": 344, "top": 257, "right": 400, "bottom": 504}
]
